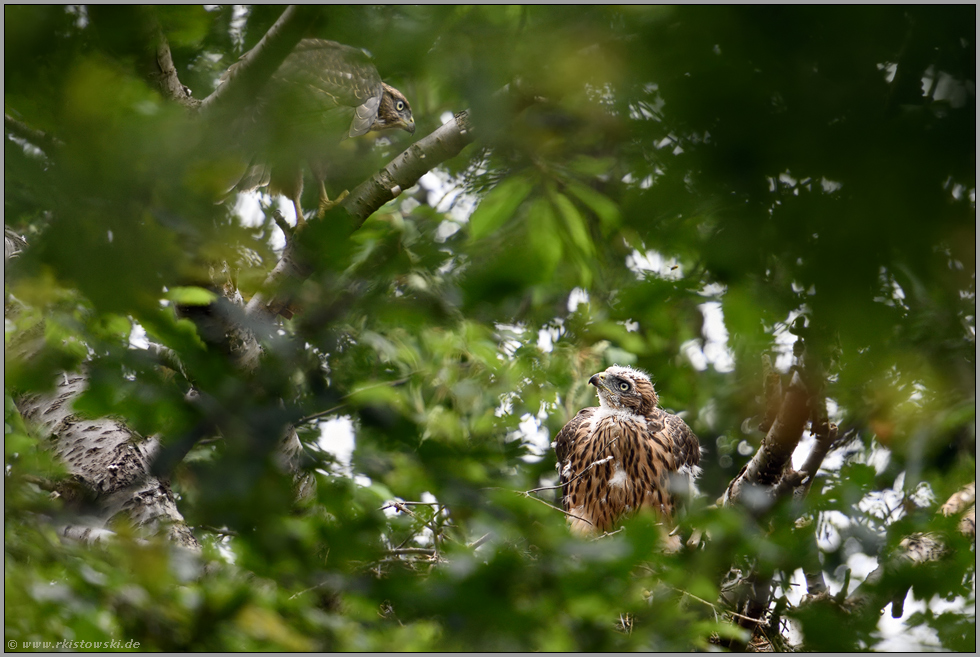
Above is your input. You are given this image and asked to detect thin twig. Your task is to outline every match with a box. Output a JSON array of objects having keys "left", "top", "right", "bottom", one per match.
[
  {"left": 198, "top": 5, "right": 312, "bottom": 115},
  {"left": 670, "top": 585, "right": 767, "bottom": 626},
  {"left": 525, "top": 455, "right": 614, "bottom": 495},
  {"left": 489, "top": 487, "right": 594, "bottom": 528},
  {"left": 297, "top": 375, "right": 415, "bottom": 425},
  {"left": 387, "top": 547, "right": 435, "bottom": 555},
  {"left": 4, "top": 113, "right": 63, "bottom": 151},
  {"left": 468, "top": 532, "right": 491, "bottom": 549}
]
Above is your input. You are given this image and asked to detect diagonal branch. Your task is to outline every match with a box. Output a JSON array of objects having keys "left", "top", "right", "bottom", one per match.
[
  {"left": 14, "top": 374, "right": 200, "bottom": 550},
  {"left": 723, "top": 371, "right": 809, "bottom": 511},
  {"left": 198, "top": 5, "right": 317, "bottom": 116},
  {"left": 4, "top": 113, "right": 64, "bottom": 153},
  {"left": 244, "top": 110, "right": 476, "bottom": 321}
]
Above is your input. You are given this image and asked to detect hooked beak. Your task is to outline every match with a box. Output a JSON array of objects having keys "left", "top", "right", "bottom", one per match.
[
  {"left": 404, "top": 117, "right": 416, "bottom": 135},
  {"left": 589, "top": 372, "right": 607, "bottom": 390}
]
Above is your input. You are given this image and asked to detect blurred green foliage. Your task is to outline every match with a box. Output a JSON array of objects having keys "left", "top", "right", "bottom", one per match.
[{"left": 5, "top": 5, "right": 974, "bottom": 651}]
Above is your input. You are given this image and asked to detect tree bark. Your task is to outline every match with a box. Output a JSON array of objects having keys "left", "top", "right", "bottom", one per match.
[{"left": 15, "top": 374, "right": 199, "bottom": 549}]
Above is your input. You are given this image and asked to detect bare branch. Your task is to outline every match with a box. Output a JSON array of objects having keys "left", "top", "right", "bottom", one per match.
[
  {"left": 15, "top": 374, "right": 199, "bottom": 550},
  {"left": 844, "top": 479, "right": 977, "bottom": 616},
  {"left": 798, "top": 421, "right": 839, "bottom": 495},
  {"left": 150, "top": 31, "right": 199, "bottom": 108},
  {"left": 724, "top": 371, "right": 809, "bottom": 510},
  {"left": 759, "top": 354, "right": 783, "bottom": 433},
  {"left": 525, "top": 455, "right": 614, "bottom": 495},
  {"left": 4, "top": 113, "right": 63, "bottom": 152},
  {"left": 244, "top": 111, "right": 475, "bottom": 321},
  {"left": 345, "top": 111, "right": 476, "bottom": 226},
  {"left": 198, "top": 5, "right": 316, "bottom": 116}
]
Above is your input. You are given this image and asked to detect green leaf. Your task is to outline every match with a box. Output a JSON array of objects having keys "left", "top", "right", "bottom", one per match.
[
  {"left": 526, "top": 197, "right": 563, "bottom": 278},
  {"left": 167, "top": 286, "right": 217, "bottom": 306},
  {"left": 469, "top": 175, "right": 534, "bottom": 241},
  {"left": 565, "top": 181, "right": 621, "bottom": 233},
  {"left": 552, "top": 192, "right": 595, "bottom": 257}
]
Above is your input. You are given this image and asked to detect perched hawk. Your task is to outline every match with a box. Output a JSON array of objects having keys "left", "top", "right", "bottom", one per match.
[
  {"left": 226, "top": 39, "right": 416, "bottom": 226},
  {"left": 553, "top": 365, "right": 701, "bottom": 539}
]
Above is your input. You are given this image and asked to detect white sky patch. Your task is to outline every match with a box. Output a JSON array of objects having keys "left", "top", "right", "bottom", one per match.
[
  {"left": 129, "top": 321, "right": 149, "bottom": 350},
  {"left": 875, "top": 595, "right": 944, "bottom": 651},
  {"left": 699, "top": 282, "right": 727, "bottom": 297},
  {"left": 777, "top": 569, "right": 808, "bottom": 647},
  {"left": 65, "top": 5, "right": 89, "bottom": 29},
  {"left": 858, "top": 477, "right": 907, "bottom": 525},
  {"left": 697, "top": 398, "right": 719, "bottom": 431},
  {"left": 537, "top": 320, "right": 564, "bottom": 353},
  {"left": 229, "top": 5, "right": 249, "bottom": 52},
  {"left": 820, "top": 177, "right": 843, "bottom": 193},
  {"left": 232, "top": 190, "right": 288, "bottom": 251},
  {"left": 318, "top": 416, "right": 355, "bottom": 476},
  {"left": 233, "top": 191, "right": 265, "bottom": 227},
  {"left": 925, "top": 67, "right": 971, "bottom": 108},
  {"left": 7, "top": 134, "right": 46, "bottom": 160},
  {"left": 622, "top": 172, "right": 654, "bottom": 189},
  {"left": 419, "top": 168, "right": 480, "bottom": 241},
  {"left": 877, "top": 61, "right": 898, "bottom": 84},
  {"left": 866, "top": 442, "right": 891, "bottom": 475},
  {"left": 681, "top": 339, "right": 708, "bottom": 371},
  {"left": 626, "top": 248, "right": 683, "bottom": 280},
  {"left": 517, "top": 411, "right": 552, "bottom": 463},
  {"left": 680, "top": 302, "right": 734, "bottom": 373},
  {"left": 495, "top": 323, "right": 525, "bottom": 358},
  {"left": 699, "top": 301, "right": 735, "bottom": 372},
  {"left": 567, "top": 287, "right": 590, "bottom": 312},
  {"left": 791, "top": 431, "right": 816, "bottom": 471},
  {"left": 815, "top": 510, "right": 850, "bottom": 552}
]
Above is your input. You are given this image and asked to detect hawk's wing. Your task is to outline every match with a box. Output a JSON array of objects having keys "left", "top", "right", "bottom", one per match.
[
  {"left": 649, "top": 407, "right": 701, "bottom": 504},
  {"left": 553, "top": 407, "right": 597, "bottom": 509},
  {"left": 220, "top": 39, "right": 384, "bottom": 135},
  {"left": 271, "top": 39, "right": 384, "bottom": 136},
  {"left": 220, "top": 38, "right": 384, "bottom": 194},
  {"left": 660, "top": 410, "right": 700, "bottom": 473}
]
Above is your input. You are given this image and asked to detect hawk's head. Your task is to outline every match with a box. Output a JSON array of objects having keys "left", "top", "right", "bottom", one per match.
[
  {"left": 589, "top": 365, "right": 659, "bottom": 416},
  {"left": 372, "top": 83, "right": 416, "bottom": 135}
]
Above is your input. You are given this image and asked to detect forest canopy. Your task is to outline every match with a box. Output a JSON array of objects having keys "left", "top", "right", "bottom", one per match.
[{"left": 4, "top": 5, "right": 975, "bottom": 651}]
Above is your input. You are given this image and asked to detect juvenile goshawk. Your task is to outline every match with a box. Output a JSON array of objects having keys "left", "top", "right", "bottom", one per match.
[
  {"left": 227, "top": 38, "right": 415, "bottom": 226},
  {"left": 553, "top": 365, "right": 701, "bottom": 539}
]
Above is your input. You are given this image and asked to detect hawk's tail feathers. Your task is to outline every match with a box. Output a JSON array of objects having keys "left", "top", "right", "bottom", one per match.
[{"left": 233, "top": 162, "right": 273, "bottom": 194}]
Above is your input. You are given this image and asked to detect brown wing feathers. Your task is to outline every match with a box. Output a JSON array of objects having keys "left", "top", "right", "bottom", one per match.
[{"left": 553, "top": 366, "right": 700, "bottom": 536}]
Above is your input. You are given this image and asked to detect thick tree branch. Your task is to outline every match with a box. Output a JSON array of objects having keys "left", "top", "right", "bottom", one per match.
[
  {"left": 837, "top": 479, "right": 977, "bottom": 618},
  {"left": 15, "top": 374, "right": 199, "bottom": 550},
  {"left": 198, "top": 5, "right": 315, "bottom": 116},
  {"left": 718, "top": 367, "right": 820, "bottom": 647},
  {"left": 723, "top": 371, "right": 809, "bottom": 511},
  {"left": 244, "top": 110, "right": 476, "bottom": 321},
  {"left": 150, "top": 31, "right": 199, "bottom": 109},
  {"left": 345, "top": 110, "right": 476, "bottom": 226},
  {"left": 4, "top": 113, "right": 63, "bottom": 153}
]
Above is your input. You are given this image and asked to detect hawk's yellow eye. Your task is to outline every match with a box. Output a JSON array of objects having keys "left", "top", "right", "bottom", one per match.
[
  {"left": 619, "top": 382, "right": 630, "bottom": 391},
  {"left": 396, "top": 100, "right": 405, "bottom": 111}
]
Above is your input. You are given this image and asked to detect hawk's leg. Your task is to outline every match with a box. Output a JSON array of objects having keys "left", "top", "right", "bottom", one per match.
[
  {"left": 316, "top": 181, "right": 349, "bottom": 218},
  {"left": 291, "top": 194, "right": 307, "bottom": 229},
  {"left": 310, "top": 159, "right": 348, "bottom": 218},
  {"left": 270, "top": 167, "right": 307, "bottom": 229}
]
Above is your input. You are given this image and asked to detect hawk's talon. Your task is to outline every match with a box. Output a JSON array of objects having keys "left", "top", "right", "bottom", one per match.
[{"left": 317, "top": 189, "right": 349, "bottom": 218}]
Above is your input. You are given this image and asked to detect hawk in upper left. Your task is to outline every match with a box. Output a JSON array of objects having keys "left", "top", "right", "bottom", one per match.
[
  {"left": 553, "top": 365, "right": 701, "bottom": 541},
  {"left": 224, "top": 38, "right": 415, "bottom": 226}
]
